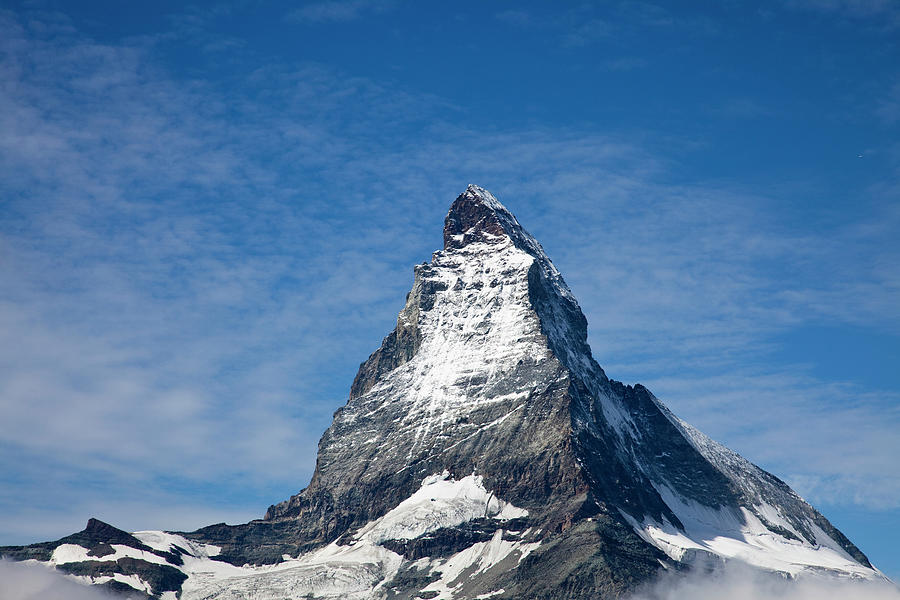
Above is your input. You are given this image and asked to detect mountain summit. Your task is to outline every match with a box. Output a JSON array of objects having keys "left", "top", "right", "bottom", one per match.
[{"left": 1, "top": 186, "right": 883, "bottom": 599}]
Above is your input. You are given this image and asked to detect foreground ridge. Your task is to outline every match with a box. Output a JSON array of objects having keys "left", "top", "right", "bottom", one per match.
[{"left": 1, "top": 185, "right": 884, "bottom": 599}]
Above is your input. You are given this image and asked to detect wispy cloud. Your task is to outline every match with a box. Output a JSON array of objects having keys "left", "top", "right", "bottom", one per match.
[
  {"left": 494, "top": 6, "right": 614, "bottom": 47},
  {"left": 0, "top": 9, "right": 436, "bottom": 535},
  {"left": 711, "top": 97, "right": 775, "bottom": 119},
  {"left": 785, "top": 0, "right": 899, "bottom": 17},
  {"left": 783, "top": 0, "right": 900, "bottom": 27},
  {"left": 287, "top": 0, "right": 398, "bottom": 23},
  {"left": 876, "top": 81, "right": 900, "bottom": 125},
  {"left": 0, "top": 3, "right": 898, "bottom": 550},
  {"left": 495, "top": 9, "right": 533, "bottom": 29},
  {"left": 495, "top": 2, "right": 717, "bottom": 53},
  {"left": 561, "top": 17, "right": 613, "bottom": 47},
  {"left": 600, "top": 56, "right": 649, "bottom": 71}
]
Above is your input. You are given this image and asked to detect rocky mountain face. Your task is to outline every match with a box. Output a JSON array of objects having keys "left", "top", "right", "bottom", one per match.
[{"left": 1, "top": 185, "right": 883, "bottom": 599}]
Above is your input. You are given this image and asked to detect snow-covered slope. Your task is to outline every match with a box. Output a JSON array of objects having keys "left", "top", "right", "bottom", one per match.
[{"left": 0, "top": 185, "right": 887, "bottom": 599}]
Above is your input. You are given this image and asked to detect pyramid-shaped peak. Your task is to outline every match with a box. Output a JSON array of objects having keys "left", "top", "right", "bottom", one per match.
[
  {"left": 85, "top": 517, "right": 118, "bottom": 533},
  {"left": 63, "top": 517, "right": 148, "bottom": 549},
  {"left": 443, "top": 185, "right": 578, "bottom": 306},
  {"left": 444, "top": 184, "right": 526, "bottom": 250},
  {"left": 461, "top": 183, "right": 507, "bottom": 211}
]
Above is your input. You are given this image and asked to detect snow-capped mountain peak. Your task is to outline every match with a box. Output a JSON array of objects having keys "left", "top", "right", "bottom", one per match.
[
  {"left": 1, "top": 185, "right": 886, "bottom": 600},
  {"left": 443, "top": 184, "right": 521, "bottom": 248}
]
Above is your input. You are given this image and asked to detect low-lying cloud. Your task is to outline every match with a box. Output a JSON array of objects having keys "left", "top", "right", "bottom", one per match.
[
  {"left": 631, "top": 563, "right": 900, "bottom": 600},
  {"left": 0, "top": 559, "right": 112, "bottom": 600}
]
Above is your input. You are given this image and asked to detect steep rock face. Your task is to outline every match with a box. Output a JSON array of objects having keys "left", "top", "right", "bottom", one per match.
[{"left": 1, "top": 185, "right": 882, "bottom": 599}]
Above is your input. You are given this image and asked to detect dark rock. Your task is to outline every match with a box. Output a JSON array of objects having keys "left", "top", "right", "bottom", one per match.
[{"left": 57, "top": 557, "right": 187, "bottom": 597}]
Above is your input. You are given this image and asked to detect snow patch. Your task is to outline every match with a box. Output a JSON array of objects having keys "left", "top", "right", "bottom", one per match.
[
  {"left": 419, "top": 529, "right": 540, "bottom": 599},
  {"left": 50, "top": 543, "right": 171, "bottom": 567},
  {"left": 624, "top": 485, "right": 877, "bottom": 578},
  {"left": 111, "top": 572, "right": 153, "bottom": 595},
  {"left": 356, "top": 471, "right": 527, "bottom": 544}
]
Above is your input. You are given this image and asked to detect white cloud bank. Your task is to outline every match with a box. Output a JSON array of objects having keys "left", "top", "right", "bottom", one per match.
[
  {"left": 0, "top": 560, "right": 112, "bottom": 600},
  {"left": 631, "top": 563, "right": 900, "bottom": 600}
]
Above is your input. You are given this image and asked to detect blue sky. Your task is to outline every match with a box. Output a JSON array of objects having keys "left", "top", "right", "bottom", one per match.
[{"left": 0, "top": 0, "right": 898, "bottom": 581}]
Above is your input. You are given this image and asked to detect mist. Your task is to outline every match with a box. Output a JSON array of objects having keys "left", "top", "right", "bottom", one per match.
[
  {"left": 0, "top": 559, "right": 113, "bottom": 600},
  {"left": 631, "top": 563, "right": 900, "bottom": 600}
]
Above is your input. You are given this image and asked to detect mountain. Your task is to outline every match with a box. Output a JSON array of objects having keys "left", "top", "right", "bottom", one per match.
[{"left": 1, "top": 185, "right": 885, "bottom": 599}]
